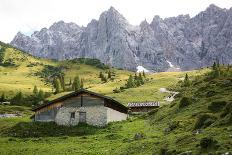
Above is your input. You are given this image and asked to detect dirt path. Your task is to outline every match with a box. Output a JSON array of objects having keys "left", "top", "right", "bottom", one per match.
[{"left": 159, "top": 88, "right": 179, "bottom": 102}]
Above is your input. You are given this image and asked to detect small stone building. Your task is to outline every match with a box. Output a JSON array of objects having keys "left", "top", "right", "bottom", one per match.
[
  {"left": 128, "top": 102, "right": 160, "bottom": 114},
  {"left": 32, "top": 89, "right": 128, "bottom": 127}
]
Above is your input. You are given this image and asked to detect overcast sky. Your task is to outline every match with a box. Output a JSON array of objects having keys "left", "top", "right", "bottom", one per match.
[{"left": 0, "top": 0, "right": 232, "bottom": 43}]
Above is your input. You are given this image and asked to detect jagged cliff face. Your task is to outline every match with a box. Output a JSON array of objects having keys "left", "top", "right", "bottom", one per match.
[{"left": 10, "top": 4, "right": 232, "bottom": 71}]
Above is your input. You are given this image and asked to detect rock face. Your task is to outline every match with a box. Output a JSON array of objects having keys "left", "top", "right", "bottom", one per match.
[{"left": 11, "top": 4, "right": 232, "bottom": 71}]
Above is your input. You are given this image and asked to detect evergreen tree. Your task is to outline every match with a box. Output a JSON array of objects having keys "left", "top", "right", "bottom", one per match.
[
  {"left": 69, "top": 78, "right": 72, "bottom": 86},
  {"left": 54, "top": 78, "right": 62, "bottom": 93},
  {"left": 138, "top": 73, "right": 144, "bottom": 85},
  {"left": 134, "top": 73, "right": 138, "bottom": 80},
  {"left": 212, "top": 62, "right": 217, "bottom": 70},
  {"left": 0, "top": 93, "right": 6, "bottom": 102},
  {"left": 80, "top": 79, "right": 84, "bottom": 88},
  {"left": 33, "top": 85, "right": 38, "bottom": 95},
  {"left": 101, "top": 75, "right": 107, "bottom": 82},
  {"left": 108, "top": 70, "right": 112, "bottom": 79},
  {"left": 184, "top": 73, "right": 190, "bottom": 87},
  {"left": 142, "top": 70, "right": 146, "bottom": 78},
  {"left": 12, "top": 92, "right": 23, "bottom": 105},
  {"left": 38, "top": 90, "right": 45, "bottom": 102},
  {"left": 59, "top": 74, "right": 65, "bottom": 91},
  {"left": 215, "top": 67, "right": 221, "bottom": 78},
  {"left": 216, "top": 59, "right": 220, "bottom": 68},
  {"left": 126, "top": 75, "right": 135, "bottom": 88},
  {"left": 99, "top": 72, "right": 104, "bottom": 78},
  {"left": 72, "top": 76, "right": 81, "bottom": 91}
]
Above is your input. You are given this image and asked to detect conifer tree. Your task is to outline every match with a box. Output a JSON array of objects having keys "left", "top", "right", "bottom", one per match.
[
  {"left": 142, "top": 70, "right": 146, "bottom": 78},
  {"left": 108, "top": 70, "right": 112, "bottom": 79},
  {"left": 138, "top": 73, "right": 144, "bottom": 85},
  {"left": 69, "top": 78, "right": 72, "bottom": 86},
  {"left": 184, "top": 73, "right": 190, "bottom": 87},
  {"left": 54, "top": 78, "right": 62, "bottom": 93},
  {"left": 38, "top": 90, "right": 45, "bottom": 102},
  {"left": 99, "top": 72, "right": 104, "bottom": 78},
  {"left": 80, "top": 78, "right": 84, "bottom": 88},
  {"left": 0, "top": 93, "right": 6, "bottom": 102},
  {"left": 72, "top": 76, "right": 81, "bottom": 91},
  {"left": 59, "top": 74, "right": 65, "bottom": 91},
  {"left": 212, "top": 62, "right": 217, "bottom": 70},
  {"left": 12, "top": 91, "right": 23, "bottom": 105},
  {"left": 33, "top": 86, "right": 38, "bottom": 95},
  {"left": 126, "top": 75, "right": 135, "bottom": 88}
]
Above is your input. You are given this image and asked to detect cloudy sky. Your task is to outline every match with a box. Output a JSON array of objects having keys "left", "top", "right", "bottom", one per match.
[{"left": 0, "top": 0, "right": 232, "bottom": 43}]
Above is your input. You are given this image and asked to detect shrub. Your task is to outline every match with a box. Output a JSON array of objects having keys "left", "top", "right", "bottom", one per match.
[
  {"left": 208, "top": 101, "right": 227, "bottom": 112},
  {"left": 179, "top": 97, "right": 192, "bottom": 109},
  {"left": 206, "top": 90, "right": 216, "bottom": 97},
  {"left": 194, "top": 113, "right": 217, "bottom": 129},
  {"left": 113, "top": 87, "right": 121, "bottom": 93},
  {"left": 220, "top": 102, "right": 232, "bottom": 118},
  {"left": 199, "top": 137, "right": 218, "bottom": 150}
]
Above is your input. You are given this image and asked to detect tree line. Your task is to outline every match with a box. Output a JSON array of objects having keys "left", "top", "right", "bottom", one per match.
[
  {"left": 113, "top": 71, "right": 146, "bottom": 93},
  {"left": 52, "top": 75, "right": 84, "bottom": 93}
]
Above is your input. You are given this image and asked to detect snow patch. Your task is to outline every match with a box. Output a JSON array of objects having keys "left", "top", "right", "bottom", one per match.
[
  {"left": 137, "top": 66, "right": 149, "bottom": 73},
  {"left": 167, "top": 61, "right": 174, "bottom": 67}
]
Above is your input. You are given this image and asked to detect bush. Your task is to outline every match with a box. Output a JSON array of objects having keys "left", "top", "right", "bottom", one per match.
[
  {"left": 113, "top": 87, "right": 121, "bottom": 93},
  {"left": 220, "top": 102, "right": 232, "bottom": 118},
  {"left": 206, "top": 90, "right": 216, "bottom": 97},
  {"left": 208, "top": 101, "right": 227, "bottom": 112},
  {"left": 194, "top": 113, "right": 217, "bottom": 129},
  {"left": 199, "top": 137, "right": 218, "bottom": 150},
  {"left": 179, "top": 97, "right": 192, "bottom": 109}
]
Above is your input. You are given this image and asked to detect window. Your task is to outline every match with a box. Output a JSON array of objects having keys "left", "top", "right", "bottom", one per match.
[{"left": 71, "top": 112, "right": 75, "bottom": 119}]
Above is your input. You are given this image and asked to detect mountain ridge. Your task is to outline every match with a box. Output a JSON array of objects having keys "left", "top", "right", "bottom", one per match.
[{"left": 10, "top": 4, "right": 232, "bottom": 71}]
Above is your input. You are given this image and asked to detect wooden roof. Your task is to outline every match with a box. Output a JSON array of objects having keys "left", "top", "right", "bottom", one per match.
[
  {"left": 127, "top": 102, "right": 160, "bottom": 107},
  {"left": 33, "top": 89, "right": 128, "bottom": 113}
]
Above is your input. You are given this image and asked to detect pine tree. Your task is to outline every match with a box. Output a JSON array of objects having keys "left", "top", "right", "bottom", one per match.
[
  {"left": 212, "top": 62, "right": 217, "bottom": 70},
  {"left": 138, "top": 73, "right": 144, "bottom": 85},
  {"left": 142, "top": 70, "right": 146, "bottom": 78},
  {"left": 101, "top": 75, "right": 107, "bottom": 82},
  {"left": 215, "top": 67, "right": 220, "bottom": 78},
  {"left": 99, "top": 72, "right": 104, "bottom": 78},
  {"left": 184, "top": 73, "right": 190, "bottom": 87},
  {"left": 54, "top": 78, "right": 62, "bottom": 93},
  {"left": 126, "top": 75, "right": 135, "bottom": 88},
  {"left": 33, "top": 86, "right": 38, "bottom": 95},
  {"left": 72, "top": 76, "right": 81, "bottom": 91},
  {"left": 59, "top": 74, "right": 65, "bottom": 91},
  {"left": 12, "top": 92, "right": 23, "bottom": 105},
  {"left": 80, "top": 79, "right": 84, "bottom": 88},
  {"left": 134, "top": 73, "right": 138, "bottom": 80},
  {"left": 0, "top": 93, "right": 6, "bottom": 102},
  {"left": 108, "top": 70, "right": 112, "bottom": 79},
  {"left": 38, "top": 90, "right": 45, "bottom": 102},
  {"left": 69, "top": 78, "right": 72, "bottom": 86}
]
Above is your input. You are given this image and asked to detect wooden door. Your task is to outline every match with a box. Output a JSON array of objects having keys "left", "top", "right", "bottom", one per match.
[{"left": 79, "top": 112, "right": 86, "bottom": 123}]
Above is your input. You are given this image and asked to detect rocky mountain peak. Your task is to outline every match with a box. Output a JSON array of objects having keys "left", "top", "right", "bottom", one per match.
[{"left": 10, "top": 4, "right": 232, "bottom": 71}]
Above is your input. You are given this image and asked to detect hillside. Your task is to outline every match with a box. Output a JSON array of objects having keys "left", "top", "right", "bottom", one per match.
[
  {"left": 0, "top": 42, "right": 193, "bottom": 105},
  {"left": 0, "top": 64, "right": 231, "bottom": 154}
]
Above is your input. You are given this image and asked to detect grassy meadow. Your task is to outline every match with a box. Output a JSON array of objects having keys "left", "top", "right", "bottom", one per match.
[{"left": 0, "top": 42, "right": 231, "bottom": 154}]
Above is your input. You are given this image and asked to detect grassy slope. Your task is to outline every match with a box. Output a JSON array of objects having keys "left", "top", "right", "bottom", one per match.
[
  {"left": 1, "top": 43, "right": 231, "bottom": 154},
  {"left": 1, "top": 70, "right": 231, "bottom": 155},
  {"left": 0, "top": 42, "right": 188, "bottom": 105}
]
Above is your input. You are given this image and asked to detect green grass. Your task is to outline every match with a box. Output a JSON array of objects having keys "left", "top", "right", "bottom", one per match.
[
  {"left": 0, "top": 42, "right": 231, "bottom": 154},
  {"left": 0, "top": 43, "right": 190, "bottom": 105}
]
